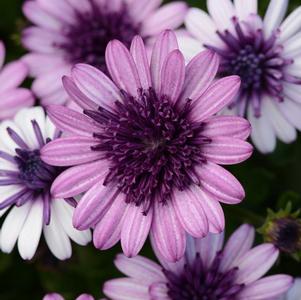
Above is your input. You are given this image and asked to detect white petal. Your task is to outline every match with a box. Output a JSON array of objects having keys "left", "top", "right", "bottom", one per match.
[
  {"left": 279, "top": 6, "right": 301, "bottom": 42},
  {"left": 234, "top": 0, "right": 257, "bottom": 20},
  {"left": 282, "top": 32, "right": 301, "bottom": 58},
  {"left": 277, "top": 98, "right": 301, "bottom": 131}
]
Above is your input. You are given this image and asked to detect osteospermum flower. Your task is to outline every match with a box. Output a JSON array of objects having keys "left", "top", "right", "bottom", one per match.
[
  {"left": 180, "top": 0, "right": 301, "bottom": 153},
  {"left": 103, "top": 224, "right": 293, "bottom": 300},
  {"left": 22, "top": 0, "right": 187, "bottom": 105},
  {"left": 0, "top": 107, "right": 91, "bottom": 260},
  {"left": 279, "top": 278, "right": 301, "bottom": 300},
  {"left": 0, "top": 41, "right": 34, "bottom": 120},
  {"left": 41, "top": 30, "right": 253, "bottom": 262}
]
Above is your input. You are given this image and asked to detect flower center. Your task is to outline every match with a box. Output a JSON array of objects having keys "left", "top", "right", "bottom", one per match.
[
  {"left": 164, "top": 253, "right": 244, "bottom": 300},
  {"left": 271, "top": 218, "right": 301, "bottom": 253},
  {"left": 55, "top": 1, "right": 140, "bottom": 72},
  {"left": 15, "top": 148, "right": 59, "bottom": 193},
  {"left": 85, "top": 89, "right": 209, "bottom": 213},
  {"left": 206, "top": 18, "right": 295, "bottom": 117}
]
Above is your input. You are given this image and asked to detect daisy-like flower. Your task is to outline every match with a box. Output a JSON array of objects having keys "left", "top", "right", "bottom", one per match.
[
  {"left": 43, "top": 293, "right": 100, "bottom": 300},
  {"left": 41, "top": 30, "right": 253, "bottom": 262},
  {"left": 103, "top": 224, "right": 293, "bottom": 300},
  {"left": 180, "top": 0, "right": 301, "bottom": 153},
  {"left": 0, "top": 107, "right": 91, "bottom": 260},
  {"left": 22, "top": 0, "right": 187, "bottom": 106},
  {"left": 0, "top": 41, "right": 34, "bottom": 120},
  {"left": 279, "top": 278, "right": 301, "bottom": 300}
]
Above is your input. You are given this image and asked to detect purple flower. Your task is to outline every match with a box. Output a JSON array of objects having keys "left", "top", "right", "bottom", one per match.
[
  {"left": 279, "top": 278, "right": 301, "bottom": 300},
  {"left": 41, "top": 30, "right": 253, "bottom": 262},
  {"left": 0, "top": 41, "right": 34, "bottom": 120},
  {"left": 43, "top": 293, "right": 99, "bottom": 300},
  {"left": 180, "top": 0, "right": 301, "bottom": 153},
  {"left": 21, "top": 0, "right": 187, "bottom": 106},
  {"left": 0, "top": 107, "right": 91, "bottom": 260},
  {"left": 103, "top": 224, "right": 293, "bottom": 300}
]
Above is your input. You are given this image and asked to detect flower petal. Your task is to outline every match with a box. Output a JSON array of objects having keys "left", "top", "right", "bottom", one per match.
[
  {"left": 234, "top": 0, "right": 257, "bottom": 20},
  {"left": 279, "top": 7, "right": 301, "bottom": 42}
]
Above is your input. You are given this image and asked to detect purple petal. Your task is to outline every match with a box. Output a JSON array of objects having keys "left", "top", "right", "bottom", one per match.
[
  {"left": 150, "top": 30, "right": 178, "bottom": 94},
  {"left": 130, "top": 36, "right": 151, "bottom": 90},
  {"left": 151, "top": 199, "right": 185, "bottom": 262},
  {"left": 71, "top": 63, "right": 122, "bottom": 109},
  {"left": 41, "top": 136, "right": 102, "bottom": 166},
  {"left": 47, "top": 105, "right": 100, "bottom": 137},
  {"left": 179, "top": 50, "right": 219, "bottom": 104},
  {"left": 220, "top": 224, "right": 255, "bottom": 272},
  {"left": 160, "top": 50, "right": 185, "bottom": 104},
  {"left": 106, "top": 40, "right": 141, "bottom": 97},
  {"left": 237, "top": 275, "right": 293, "bottom": 299},
  {"left": 172, "top": 187, "right": 209, "bottom": 238},
  {"left": 51, "top": 160, "right": 108, "bottom": 198},
  {"left": 93, "top": 193, "right": 127, "bottom": 250},
  {"left": 236, "top": 244, "right": 279, "bottom": 285},
  {"left": 73, "top": 183, "right": 117, "bottom": 230},
  {"left": 121, "top": 205, "right": 153, "bottom": 257},
  {"left": 202, "top": 115, "right": 251, "bottom": 140},
  {"left": 200, "top": 137, "right": 253, "bottom": 165},
  {"left": 195, "top": 162, "right": 245, "bottom": 204},
  {"left": 190, "top": 75, "right": 241, "bottom": 122}
]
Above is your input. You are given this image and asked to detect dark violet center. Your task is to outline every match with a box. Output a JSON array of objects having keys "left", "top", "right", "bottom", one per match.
[
  {"left": 272, "top": 218, "right": 301, "bottom": 253},
  {"left": 206, "top": 18, "right": 295, "bottom": 117},
  {"left": 15, "top": 148, "right": 59, "bottom": 193},
  {"left": 55, "top": 0, "right": 140, "bottom": 72},
  {"left": 165, "top": 253, "right": 244, "bottom": 300},
  {"left": 85, "top": 88, "right": 209, "bottom": 213}
]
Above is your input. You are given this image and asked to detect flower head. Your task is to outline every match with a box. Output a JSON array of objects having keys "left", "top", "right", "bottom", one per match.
[
  {"left": 0, "top": 41, "right": 34, "bottom": 120},
  {"left": 103, "top": 224, "right": 293, "bottom": 300},
  {"left": 0, "top": 107, "right": 91, "bottom": 260},
  {"left": 181, "top": 0, "right": 301, "bottom": 153},
  {"left": 41, "top": 30, "right": 252, "bottom": 262},
  {"left": 22, "top": 0, "right": 187, "bottom": 105}
]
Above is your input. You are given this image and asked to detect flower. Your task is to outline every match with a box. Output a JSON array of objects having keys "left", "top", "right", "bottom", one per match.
[
  {"left": 21, "top": 0, "right": 187, "bottom": 106},
  {"left": 43, "top": 293, "right": 100, "bottom": 300},
  {"left": 279, "top": 278, "right": 301, "bottom": 300},
  {"left": 0, "top": 41, "right": 34, "bottom": 120},
  {"left": 41, "top": 30, "right": 253, "bottom": 262},
  {"left": 103, "top": 224, "right": 293, "bottom": 300},
  {"left": 180, "top": 0, "right": 301, "bottom": 153},
  {"left": 0, "top": 107, "right": 91, "bottom": 260}
]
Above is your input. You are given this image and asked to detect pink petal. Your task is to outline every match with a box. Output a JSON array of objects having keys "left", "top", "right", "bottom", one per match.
[
  {"left": 179, "top": 50, "right": 219, "bottom": 104},
  {"left": 93, "top": 193, "right": 127, "bottom": 250},
  {"left": 121, "top": 205, "right": 153, "bottom": 257},
  {"left": 76, "top": 294, "right": 94, "bottom": 300},
  {"left": 71, "top": 63, "right": 121, "bottom": 109},
  {"left": 172, "top": 187, "right": 209, "bottom": 238},
  {"left": 114, "top": 254, "right": 165, "bottom": 284},
  {"left": 149, "top": 282, "right": 170, "bottom": 300},
  {"left": 47, "top": 105, "right": 100, "bottom": 137},
  {"left": 142, "top": 2, "right": 188, "bottom": 36},
  {"left": 103, "top": 278, "right": 149, "bottom": 300},
  {"left": 202, "top": 115, "right": 251, "bottom": 140},
  {"left": 0, "top": 61, "right": 28, "bottom": 93},
  {"left": 73, "top": 183, "right": 117, "bottom": 230},
  {"left": 195, "top": 161, "right": 245, "bottom": 204},
  {"left": 236, "top": 244, "right": 279, "bottom": 284},
  {"left": 160, "top": 50, "right": 185, "bottom": 104},
  {"left": 201, "top": 137, "right": 253, "bottom": 165},
  {"left": 237, "top": 275, "right": 293, "bottom": 300},
  {"left": 196, "top": 187, "right": 225, "bottom": 233},
  {"left": 41, "top": 136, "right": 102, "bottom": 166},
  {"left": 129, "top": 0, "right": 162, "bottom": 22},
  {"left": 51, "top": 160, "right": 108, "bottom": 198},
  {"left": 62, "top": 76, "right": 98, "bottom": 110},
  {"left": 220, "top": 224, "right": 255, "bottom": 272},
  {"left": 106, "top": 40, "right": 141, "bottom": 97},
  {"left": 150, "top": 30, "right": 178, "bottom": 94},
  {"left": 190, "top": 75, "right": 241, "bottom": 122},
  {"left": 130, "top": 36, "right": 151, "bottom": 90},
  {"left": 151, "top": 200, "right": 185, "bottom": 262},
  {"left": 0, "top": 88, "right": 34, "bottom": 120}
]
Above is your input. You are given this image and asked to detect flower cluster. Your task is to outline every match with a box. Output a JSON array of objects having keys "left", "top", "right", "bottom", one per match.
[{"left": 0, "top": 0, "right": 301, "bottom": 299}]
